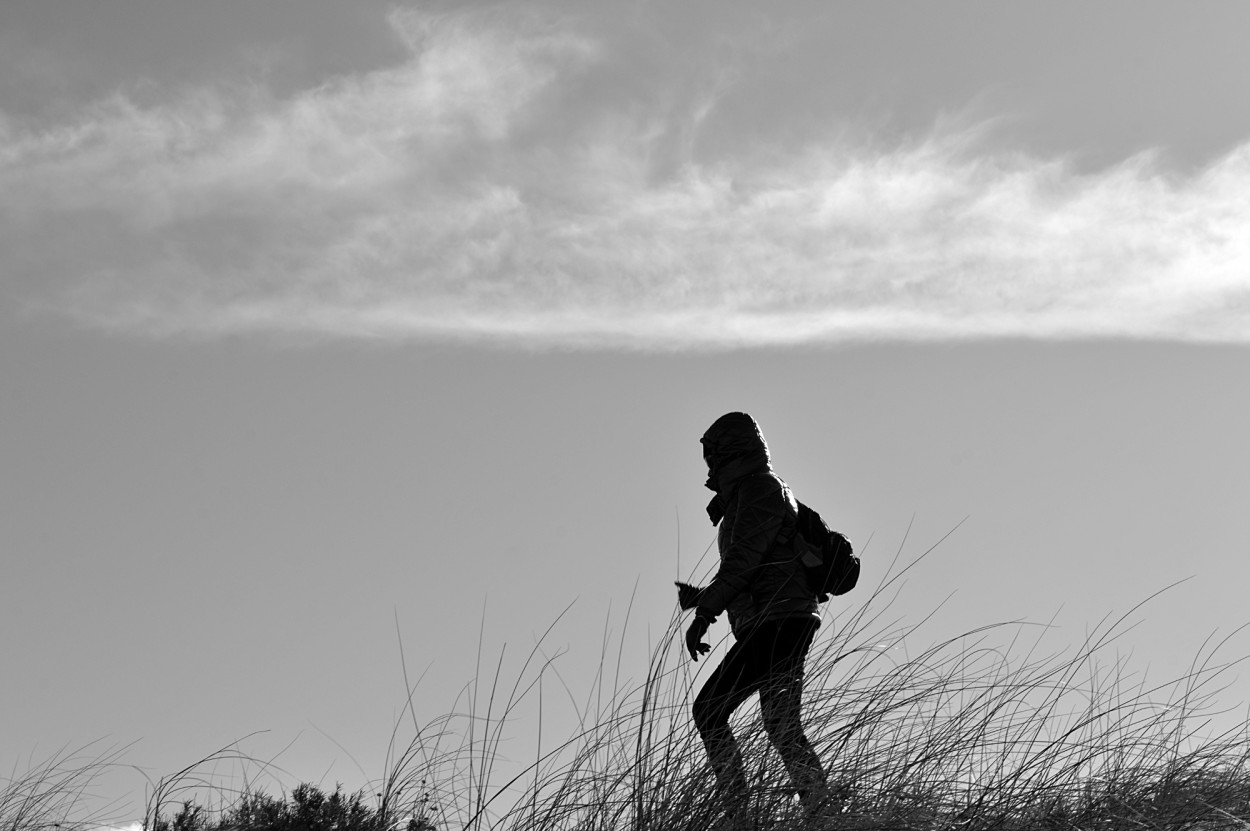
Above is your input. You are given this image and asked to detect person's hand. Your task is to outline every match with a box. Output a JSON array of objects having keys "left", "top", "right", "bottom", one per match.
[
  {"left": 675, "top": 581, "right": 704, "bottom": 611},
  {"left": 685, "top": 615, "right": 711, "bottom": 661}
]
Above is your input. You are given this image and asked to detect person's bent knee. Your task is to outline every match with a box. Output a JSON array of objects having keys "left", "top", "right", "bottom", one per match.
[
  {"left": 763, "top": 711, "right": 793, "bottom": 738},
  {"left": 762, "top": 701, "right": 803, "bottom": 742},
  {"left": 692, "top": 696, "right": 729, "bottom": 737},
  {"left": 691, "top": 698, "right": 715, "bottom": 733}
]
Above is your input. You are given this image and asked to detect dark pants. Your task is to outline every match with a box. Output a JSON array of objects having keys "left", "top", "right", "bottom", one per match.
[{"left": 692, "top": 616, "right": 827, "bottom": 805}]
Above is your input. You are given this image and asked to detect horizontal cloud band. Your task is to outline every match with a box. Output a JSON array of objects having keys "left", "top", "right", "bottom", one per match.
[{"left": 2, "top": 8, "right": 1248, "bottom": 348}]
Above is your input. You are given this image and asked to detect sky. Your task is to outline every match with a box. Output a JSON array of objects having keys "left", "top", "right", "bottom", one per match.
[{"left": 2, "top": 1, "right": 1249, "bottom": 827}]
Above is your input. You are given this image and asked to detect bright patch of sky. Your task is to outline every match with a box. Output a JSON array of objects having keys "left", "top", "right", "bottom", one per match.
[{"left": 3, "top": 2, "right": 1248, "bottom": 346}]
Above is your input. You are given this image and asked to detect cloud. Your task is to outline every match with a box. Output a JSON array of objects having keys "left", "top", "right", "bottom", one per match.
[{"left": 2, "top": 7, "right": 1248, "bottom": 348}]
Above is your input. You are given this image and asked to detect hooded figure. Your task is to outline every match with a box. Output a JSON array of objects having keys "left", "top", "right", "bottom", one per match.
[
  {"left": 682, "top": 413, "right": 835, "bottom": 823},
  {"left": 695, "top": 412, "right": 819, "bottom": 638}
]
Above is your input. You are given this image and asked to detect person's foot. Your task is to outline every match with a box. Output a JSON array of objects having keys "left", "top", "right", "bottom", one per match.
[{"left": 800, "top": 781, "right": 853, "bottom": 826}]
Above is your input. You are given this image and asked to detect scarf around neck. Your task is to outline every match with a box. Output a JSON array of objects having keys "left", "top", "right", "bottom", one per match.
[{"left": 704, "top": 451, "right": 771, "bottom": 525}]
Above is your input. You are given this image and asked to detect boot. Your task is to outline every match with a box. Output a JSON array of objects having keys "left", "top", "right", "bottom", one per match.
[{"left": 800, "top": 781, "right": 853, "bottom": 826}]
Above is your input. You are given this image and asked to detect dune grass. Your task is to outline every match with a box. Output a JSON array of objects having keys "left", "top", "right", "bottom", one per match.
[
  {"left": 9, "top": 533, "right": 1250, "bottom": 831},
  {"left": 374, "top": 533, "right": 1250, "bottom": 831},
  {"left": 1, "top": 741, "right": 130, "bottom": 831}
]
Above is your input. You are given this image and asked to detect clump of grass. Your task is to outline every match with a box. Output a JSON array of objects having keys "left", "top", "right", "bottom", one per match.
[
  {"left": 383, "top": 532, "right": 1250, "bottom": 831},
  {"left": 16, "top": 530, "right": 1250, "bottom": 831},
  {"left": 1, "top": 741, "right": 128, "bottom": 831}
]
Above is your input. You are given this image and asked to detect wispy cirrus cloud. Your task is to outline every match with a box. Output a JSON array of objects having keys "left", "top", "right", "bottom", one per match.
[{"left": 2, "top": 7, "right": 1247, "bottom": 348}]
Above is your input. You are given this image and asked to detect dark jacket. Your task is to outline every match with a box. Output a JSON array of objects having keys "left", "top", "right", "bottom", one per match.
[{"left": 697, "top": 413, "right": 820, "bottom": 638}]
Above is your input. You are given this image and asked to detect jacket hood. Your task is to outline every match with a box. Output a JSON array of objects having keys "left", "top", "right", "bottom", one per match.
[
  {"left": 701, "top": 412, "right": 770, "bottom": 464},
  {"left": 701, "top": 412, "right": 773, "bottom": 508}
]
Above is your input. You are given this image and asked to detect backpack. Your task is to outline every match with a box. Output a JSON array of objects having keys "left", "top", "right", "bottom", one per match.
[{"left": 794, "top": 501, "right": 859, "bottom": 601}]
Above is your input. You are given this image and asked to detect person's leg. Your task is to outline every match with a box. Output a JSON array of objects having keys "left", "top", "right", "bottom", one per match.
[
  {"left": 757, "top": 618, "right": 829, "bottom": 808},
  {"left": 692, "top": 639, "right": 761, "bottom": 800}
]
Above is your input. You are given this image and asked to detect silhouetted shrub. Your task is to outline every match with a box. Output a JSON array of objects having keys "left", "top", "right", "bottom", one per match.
[{"left": 150, "top": 784, "right": 437, "bottom": 831}]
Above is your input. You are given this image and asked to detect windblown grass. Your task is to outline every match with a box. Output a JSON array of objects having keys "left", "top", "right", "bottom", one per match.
[
  {"left": 382, "top": 533, "right": 1250, "bottom": 831},
  {"left": 10, "top": 531, "right": 1250, "bottom": 831},
  {"left": 1, "top": 741, "right": 129, "bottom": 831}
]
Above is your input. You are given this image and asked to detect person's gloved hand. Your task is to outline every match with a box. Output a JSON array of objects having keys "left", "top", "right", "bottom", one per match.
[
  {"left": 685, "top": 614, "right": 711, "bottom": 661},
  {"left": 675, "top": 581, "right": 704, "bottom": 611}
]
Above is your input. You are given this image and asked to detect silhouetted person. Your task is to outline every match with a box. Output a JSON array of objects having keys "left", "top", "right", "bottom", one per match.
[{"left": 677, "top": 412, "right": 833, "bottom": 824}]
